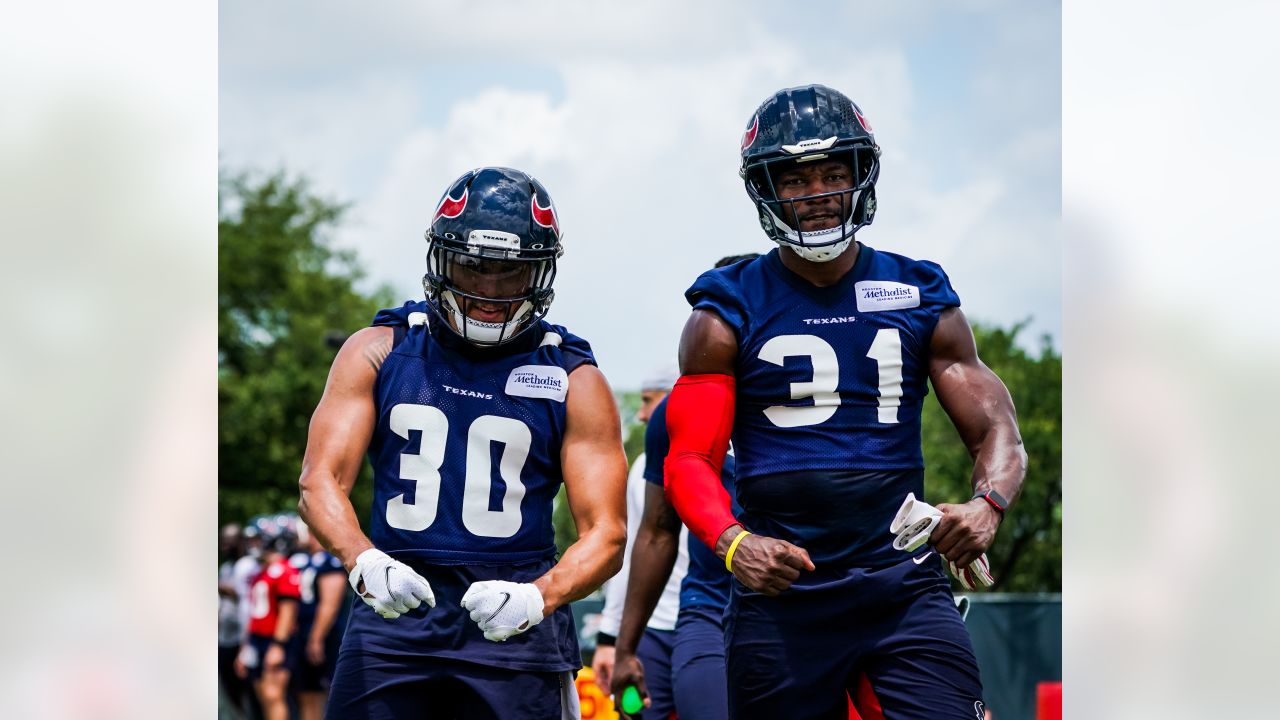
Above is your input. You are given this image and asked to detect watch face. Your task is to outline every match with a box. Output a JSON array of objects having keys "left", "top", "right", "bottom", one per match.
[{"left": 986, "top": 491, "right": 1008, "bottom": 511}]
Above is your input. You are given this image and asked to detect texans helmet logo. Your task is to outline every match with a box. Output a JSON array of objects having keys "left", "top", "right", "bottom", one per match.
[
  {"left": 741, "top": 115, "right": 759, "bottom": 152},
  {"left": 854, "top": 108, "right": 874, "bottom": 134},
  {"left": 433, "top": 186, "right": 469, "bottom": 223},
  {"left": 531, "top": 195, "right": 560, "bottom": 237}
]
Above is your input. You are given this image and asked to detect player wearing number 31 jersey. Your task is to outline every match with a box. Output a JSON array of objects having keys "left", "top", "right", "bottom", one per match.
[
  {"left": 665, "top": 85, "right": 1028, "bottom": 719},
  {"left": 298, "top": 167, "right": 627, "bottom": 720}
]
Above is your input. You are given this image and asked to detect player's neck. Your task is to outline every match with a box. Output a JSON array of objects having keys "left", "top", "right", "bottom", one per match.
[{"left": 778, "top": 241, "right": 860, "bottom": 287}]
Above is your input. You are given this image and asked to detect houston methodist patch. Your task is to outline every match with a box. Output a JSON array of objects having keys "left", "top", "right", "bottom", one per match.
[
  {"left": 855, "top": 280, "right": 920, "bottom": 312},
  {"left": 505, "top": 365, "right": 569, "bottom": 402}
]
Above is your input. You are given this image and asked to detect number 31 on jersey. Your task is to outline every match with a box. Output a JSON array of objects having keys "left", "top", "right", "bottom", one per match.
[{"left": 758, "top": 329, "right": 902, "bottom": 428}]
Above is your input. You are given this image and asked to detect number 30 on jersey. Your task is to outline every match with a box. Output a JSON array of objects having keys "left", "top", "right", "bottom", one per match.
[{"left": 383, "top": 404, "right": 531, "bottom": 538}]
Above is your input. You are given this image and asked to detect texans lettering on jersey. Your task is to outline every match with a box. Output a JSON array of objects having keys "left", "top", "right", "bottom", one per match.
[
  {"left": 366, "top": 302, "right": 596, "bottom": 564},
  {"left": 685, "top": 245, "right": 959, "bottom": 569},
  {"left": 247, "top": 557, "right": 302, "bottom": 638}
]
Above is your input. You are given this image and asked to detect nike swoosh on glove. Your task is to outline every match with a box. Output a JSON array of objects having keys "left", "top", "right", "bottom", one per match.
[
  {"left": 460, "top": 580, "right": 545, "bottom": 642},
  {"left": 348, "top": 548, "right": 436, "bottom": 619}
]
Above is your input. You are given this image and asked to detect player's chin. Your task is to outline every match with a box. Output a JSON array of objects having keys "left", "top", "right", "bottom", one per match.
[
  {"left": 467, "top": 311, "right": 510, "bottom": 324},
  {"left": 798, "top": 216, "right": 841, "bottom": 232}
]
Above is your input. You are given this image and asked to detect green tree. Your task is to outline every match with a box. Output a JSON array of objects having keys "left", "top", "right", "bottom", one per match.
[
  {"left": 922, "top": 321, "right": 1062, "bottom": 592},
  {"left": 219, "top": 170, "right": 395, "bottom": 523}
]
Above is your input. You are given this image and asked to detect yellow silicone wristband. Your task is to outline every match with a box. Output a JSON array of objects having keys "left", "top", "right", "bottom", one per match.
[{"left": 724, "top": 530, "right": 751, "bottom": 573}]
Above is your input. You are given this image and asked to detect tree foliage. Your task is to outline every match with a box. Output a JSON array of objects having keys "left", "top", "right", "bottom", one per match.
[
  {"left": 922, "top": 322, "right": 1062, "bottom": 591},
  {"left": 219, "top": 171, "right": 394, "bottom": 523}
]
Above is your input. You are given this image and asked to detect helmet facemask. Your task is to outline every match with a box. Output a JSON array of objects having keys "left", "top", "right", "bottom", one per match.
[
  {"left": 745, "top": 145, "right": 879, "bottom": 263},
  {"left": 423, "top": 235, "right": 558, "bottom": 346}
]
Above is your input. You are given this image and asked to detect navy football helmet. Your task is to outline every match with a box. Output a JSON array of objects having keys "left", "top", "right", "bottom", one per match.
[
  {"left": 423, "top": 167, "right": 563, "bottom": 346},
  {"left": 740, "top": 84, "right": 880, "bottom": 262},
  {"left": 249, "top": 513, "right": 298, "bottom": 555}
]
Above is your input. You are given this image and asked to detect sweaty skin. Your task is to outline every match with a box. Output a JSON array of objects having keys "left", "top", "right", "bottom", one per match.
[{"left": 297, "top": 326, "right": 627, "bottom": 615}]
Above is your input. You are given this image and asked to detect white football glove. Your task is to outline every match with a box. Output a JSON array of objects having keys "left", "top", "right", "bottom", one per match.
[
  {"left": 890, "top": 493, "right": 995, "bottom": 589},
  {"left": 348, "top": 548, "right": 436, "bottom": 619},
  {"left": 460, "top": 580, "right": 545, "bottom": 642}
]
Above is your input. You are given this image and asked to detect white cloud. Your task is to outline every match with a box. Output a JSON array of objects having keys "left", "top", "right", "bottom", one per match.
[{"left": 221, "top": 0, "right": 1061, "bottom": 385}]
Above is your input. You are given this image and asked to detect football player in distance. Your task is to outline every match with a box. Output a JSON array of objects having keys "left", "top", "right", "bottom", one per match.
[
  {"left": 298, "top": 167, "right": 627, "bottom": 719},
  {"left": 664, "top": 85, "right": 1027, "bottom": 718}
]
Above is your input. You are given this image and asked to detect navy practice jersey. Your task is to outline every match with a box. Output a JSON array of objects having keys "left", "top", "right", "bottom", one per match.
[
  {"left": 366, "top": 301, "right": 595, "bottom": 564},
  {"left": 685, "top": 245, "right": 960, "bottom": 569},
  {"left": 294, "top": 550, "right": 345, "bottom": 629},
  {"left": 643, "top": 397, "right": 737, "bottom": 613}
]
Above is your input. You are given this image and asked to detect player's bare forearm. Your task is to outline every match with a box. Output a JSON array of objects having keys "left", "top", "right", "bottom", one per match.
[
  {"left": 929, "top": 308, "right": 1028, "bottom": 565},
  {"left": 616, "top": 485, "right": 682, "bottom": 655},
  {"left": 537, "top": 364, "right": 628, "bottom": 612},
  {"left": 534, "top": 521, "right": 624, "bottom": 613},
  {"left": 298, "top": 466, "right": 374, "bottom": 572},
  {"left": 929, "top": 308, "right": 1028, "bottom": 507},
  {"left": 297, "top": 327, "right": 387, "bottom": 571}
]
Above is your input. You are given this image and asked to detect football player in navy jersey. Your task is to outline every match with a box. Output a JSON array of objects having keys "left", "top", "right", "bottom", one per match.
[
  {"left": 290, "top": 523, "right": 348, "bottom": 720},
  {"left": 664, "top": 85, "right": 1027, "bottom": 719},
  {"left": 590, "top": 366, "right": 686, "bottom": 720},
  {"left": 297, "top": 167, "right": 628, "bottom": 719},
  {"left": 610, "top": 255, "right": 757, "bottom": 720}
]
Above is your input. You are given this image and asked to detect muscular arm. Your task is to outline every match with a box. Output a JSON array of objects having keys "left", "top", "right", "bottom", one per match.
[
  {"left": 297, "top": 327, "right": 391, "bottom": 572},
  {"left": 671, "top": 309, "right": 741, "bottom": 553},
  {"left": 669, "top": 309, "right": 813, "bottom": 594},
  {"left": 928, "top": 307, "right": 1028, "bottom": 567},
  {"left": 531, "top": 364, "right": 628, "bottom": 613}
]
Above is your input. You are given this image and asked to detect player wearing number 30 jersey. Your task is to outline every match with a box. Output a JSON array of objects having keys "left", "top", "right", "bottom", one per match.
[
  {"left": 665, "top": 85, "right": 1028, "bottom": 719},
  {"left": 298, "top": 167, "right": 627, "bottom": 720}
]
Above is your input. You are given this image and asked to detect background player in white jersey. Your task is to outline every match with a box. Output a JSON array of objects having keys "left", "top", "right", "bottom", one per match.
[
  {"left": 298, "top": 167, "right": 627, "bottom": 719},
  {"left": 591, "top": 366, "right": 687, "bottom": 718}
]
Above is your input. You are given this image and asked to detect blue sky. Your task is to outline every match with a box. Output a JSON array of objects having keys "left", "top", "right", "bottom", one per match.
[{"left": 220, "top": 0, "right": 1061, "bottom": 388}]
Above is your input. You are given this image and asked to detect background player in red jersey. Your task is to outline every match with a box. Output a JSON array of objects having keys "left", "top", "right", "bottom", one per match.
[
  {"left": 241, "top": 516, "right": 301, "bottom": 720},
  {"left": 665, "top": 85, "right": 1027, "bottom": 719}
]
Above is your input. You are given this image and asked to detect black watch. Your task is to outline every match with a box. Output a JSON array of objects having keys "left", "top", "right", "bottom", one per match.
[
  {"left": 270, "top": 638, "right": 288, "bottom": 648},
  {"left": 973, "top": 490, "right": 1009, "bottom": 517}
]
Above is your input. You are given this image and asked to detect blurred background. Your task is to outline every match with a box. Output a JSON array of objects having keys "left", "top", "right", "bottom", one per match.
[{"left": 11, "top": 0, "right": 1277, "bottom": 718}]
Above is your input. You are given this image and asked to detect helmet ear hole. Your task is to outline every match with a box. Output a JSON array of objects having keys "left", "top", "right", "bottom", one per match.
[{"left": 854, "top": 187, "right": 877, "bottom": 226}]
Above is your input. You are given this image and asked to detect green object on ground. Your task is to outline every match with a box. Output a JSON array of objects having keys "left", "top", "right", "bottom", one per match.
[{"left": 620, "top": 686, "right": 643, "bottom": 714}]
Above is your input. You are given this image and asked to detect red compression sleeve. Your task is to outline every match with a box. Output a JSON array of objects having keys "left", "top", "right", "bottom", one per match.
[{"left": 664, "top": 374, "right": 738, "bottom": 550}]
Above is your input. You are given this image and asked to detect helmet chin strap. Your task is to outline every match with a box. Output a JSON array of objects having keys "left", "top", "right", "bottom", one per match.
[
  {"left": 757, "top": 204, "right": 860, "bottom": 263},
  {"left": 441, "top": 291, "right": 534, "bottom": 345},
  {"left": 785, "top": 237, "right": 853, "bottom": 263},
  {"left": 761, "top": 190, "right": 861, "bottom": 263}
]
